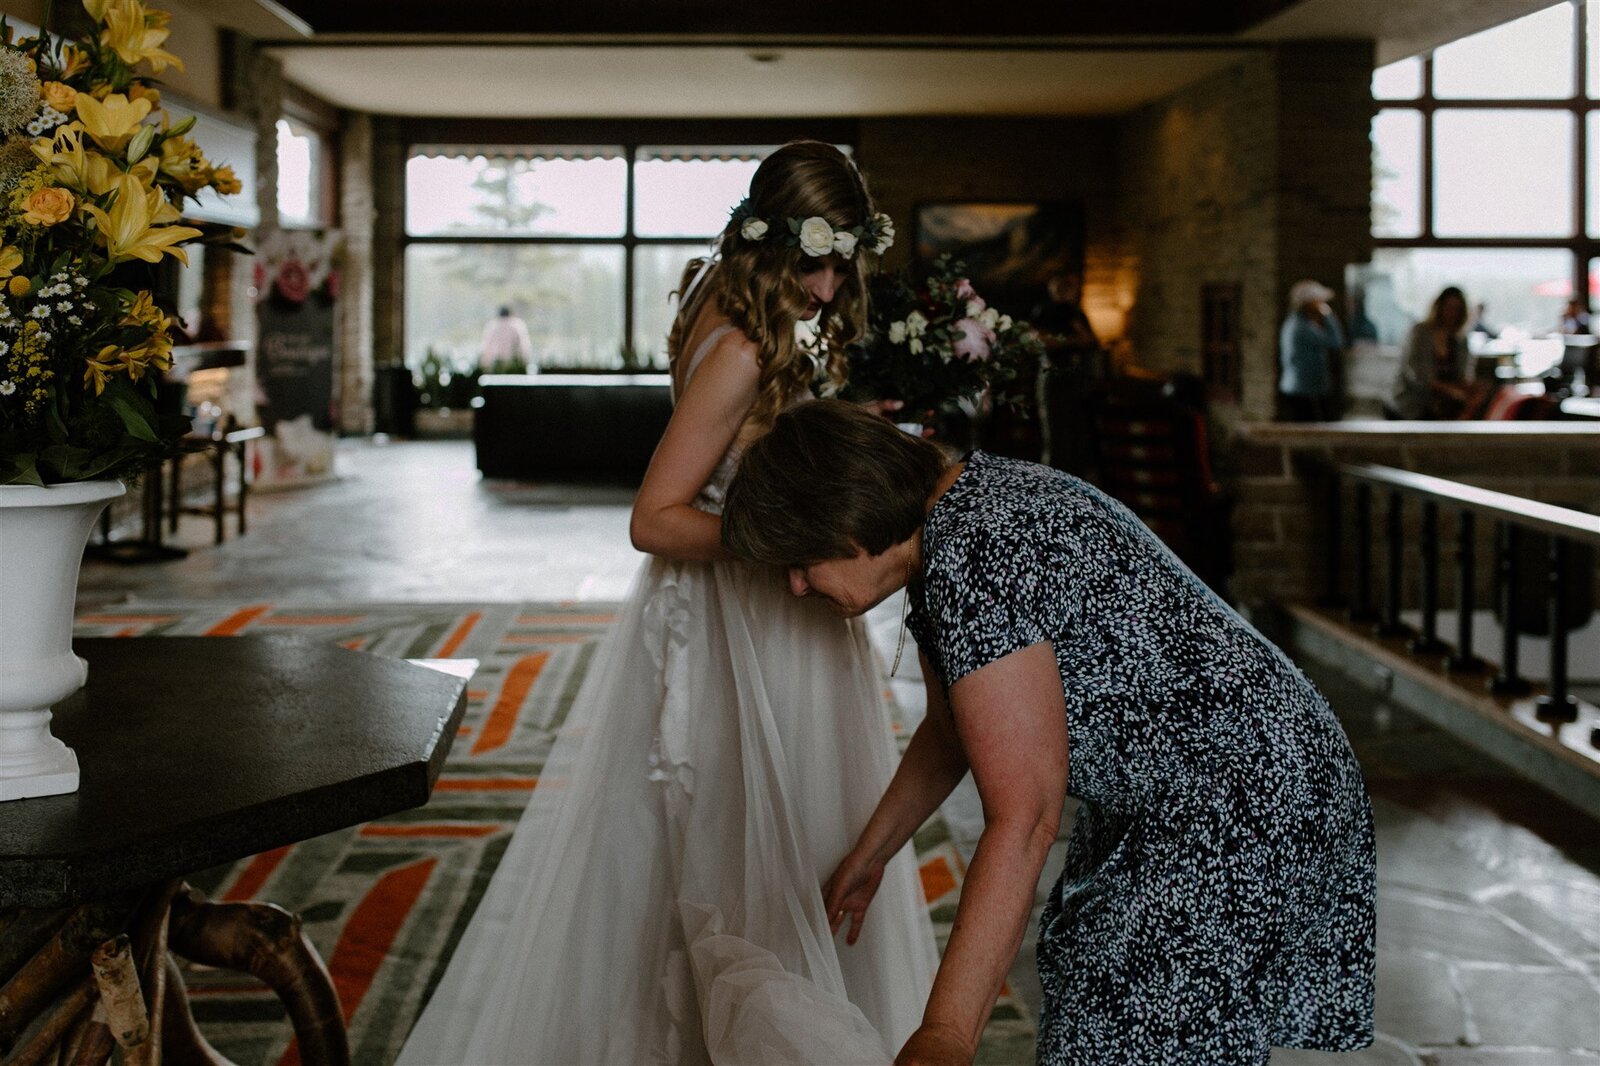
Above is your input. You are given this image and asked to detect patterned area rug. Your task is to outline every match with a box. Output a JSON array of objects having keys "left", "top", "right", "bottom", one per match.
[{"left": 73, "top": 602, "right": 1036, "bottom": 1065}]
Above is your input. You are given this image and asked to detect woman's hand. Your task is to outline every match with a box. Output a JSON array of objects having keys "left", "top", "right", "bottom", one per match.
[
  {"left": 822, "top": 846, "right": 885, "bottom": 945},
  {"left": 895, "top": 1023, "right": 973, "bottom": 1065},
  {"left": 858, "top": 397, "right": 906, "bottom": 419}
]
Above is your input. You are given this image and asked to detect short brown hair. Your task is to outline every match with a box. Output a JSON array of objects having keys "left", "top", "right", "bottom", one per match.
[{"left": 723, "top": 399, "right": 948, "bottom": 564}]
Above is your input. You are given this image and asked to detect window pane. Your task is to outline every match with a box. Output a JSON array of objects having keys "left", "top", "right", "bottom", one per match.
[
  {"left": 634, "top": 148, "right": 768, "bottom": 237},
  {"left": 1433, "top": 110, "right": 1574, "bottom": 236},
  {"left": 1590, "top": 0, "right": 1599, "bottom": 96},
  {"left": 405, "top": 150, "right": 627, "bottom": 237},
  {"left": 1372, "top": 109, "right": 1423, "bottom": 237},
  {"left": 632, "top": 244, "right": 708, "bottom": 366},
  {"left": 1433, "top": 3, "right": 1575, "bottom": 99},
  {"left": 405, "top": 244, "right": 625, "bottom": 369},
  {"left": 1372, "top": 57, "right": 1423, "bottom": 100},
  {"left": 1591, "top": 111, "right": 1600, "bottom": 235},
  {"left": 276, "top": 118, "right": 320, "bottom": 227},
  {"left": 1367, "top": 248, "right": 1576, "bottom": 342}
]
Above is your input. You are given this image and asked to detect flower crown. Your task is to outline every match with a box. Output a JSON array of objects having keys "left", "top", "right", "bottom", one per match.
[{"left": 728, "top": 198, "right": 895, "bottom": 259}]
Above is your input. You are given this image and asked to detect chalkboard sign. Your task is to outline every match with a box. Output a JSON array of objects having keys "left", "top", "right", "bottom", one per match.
[{"left": 257, "top": 293, "right": 336, "bottom": 430}]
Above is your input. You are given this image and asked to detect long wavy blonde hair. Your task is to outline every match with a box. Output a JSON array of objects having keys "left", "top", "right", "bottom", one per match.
[{"left": 667, "top": 141, "right": 879, "bottom": 427}]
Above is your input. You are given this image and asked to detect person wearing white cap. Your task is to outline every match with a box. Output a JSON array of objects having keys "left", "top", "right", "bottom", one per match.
[{"left": 1278, "top": 279, "right": 1345, "bottom": 421}]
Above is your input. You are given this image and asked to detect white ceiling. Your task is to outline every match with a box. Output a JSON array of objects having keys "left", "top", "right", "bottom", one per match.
[
  {"left": 1243, "top": 0, "right": 1555, "bottom": 64},
  {"left": 271, "top": 45, "right": 1255, "bottom": 118},
  {"left": 267, "top": 0, "right": 1563, "bottom": 118}
]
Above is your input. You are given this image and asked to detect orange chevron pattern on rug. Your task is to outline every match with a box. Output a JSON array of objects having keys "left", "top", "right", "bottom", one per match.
[{"left": 73, "top": 602, "right": 1036, "bottom": 1064}]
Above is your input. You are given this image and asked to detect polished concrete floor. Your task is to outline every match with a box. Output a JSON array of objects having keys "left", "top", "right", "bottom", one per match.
[{"left": 77, "top": 440, "right": 1600, "bottom": 1064}]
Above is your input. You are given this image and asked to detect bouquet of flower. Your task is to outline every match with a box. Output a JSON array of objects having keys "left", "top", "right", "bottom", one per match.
[
  {"left": 842, "top": 255, "right": 1044, "bottom": 420},
  {"left": 0, "top": 0, "right": 240, "bottom": 486}
]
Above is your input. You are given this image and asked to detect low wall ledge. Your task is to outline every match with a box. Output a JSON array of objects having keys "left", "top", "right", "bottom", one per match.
[{"left": 1233, "top": 420, "right": 1600, "bottom": 447}]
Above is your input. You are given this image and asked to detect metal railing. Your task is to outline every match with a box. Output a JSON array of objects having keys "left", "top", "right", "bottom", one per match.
[{"left": 1326, "top": 464, "right": 1600, "bottom": 727}]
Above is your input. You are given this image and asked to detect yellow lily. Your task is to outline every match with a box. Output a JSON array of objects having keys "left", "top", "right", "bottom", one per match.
[
  {"left": 74, "top": 93, "right": 153, "bottom": 152},
  {"left": 84, "top": 345, "right": 122, "bottom": 394},
  {"left": 59, "top": 45, "right": 90, "bottom": 80},
  {"left": 80, "top": 172, "right": 201, "bottom": 264},
  {"left": 33, "top": 126, "right": 155, "bottom": 196},
  {"left": 100, "top": 0, "right": 183, "bottom": 75},
  {"left": 158, "top": 133, "right": 210, "bottom": 194},
  {"left": 0, "top": 246, "right": 21, "bottom": 279}
]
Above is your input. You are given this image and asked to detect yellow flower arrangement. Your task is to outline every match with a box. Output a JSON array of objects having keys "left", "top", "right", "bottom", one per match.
[{"left": 0, "top": 2, "right": 239, "bottom": 484}]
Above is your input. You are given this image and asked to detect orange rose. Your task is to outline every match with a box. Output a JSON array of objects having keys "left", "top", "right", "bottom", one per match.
[
  {"left": 41, "top": 81, "right": 77, "bottom": 113},
  {"left": 22, "top": 187, "right": 75, "bottom": 226}
]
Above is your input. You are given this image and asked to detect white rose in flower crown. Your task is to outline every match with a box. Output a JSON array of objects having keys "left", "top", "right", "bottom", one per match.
[
  {"left": 740, "top": 217, "right": 769, "bottom": 241},
  {"left": 798, "top": 216, "right": 836, "bottom": 257},
  {"left": 831, "top": 230, "right": 858, "bottom": 258},
  {"left": 871, "top": 214, "right": 896, "bottom": 253},
  {"left": 905, "top": 310, "right": 929, "bottom": 337},
  {"left": 888, "top": 320, "right": 907, "bottom": 344}
]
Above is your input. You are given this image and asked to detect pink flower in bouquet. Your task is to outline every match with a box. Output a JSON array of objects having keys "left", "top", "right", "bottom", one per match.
[
  {"left": 952, "top": 316, "right": 996, "bottom": 362},
  {"left": 274, "top": 258, "right": 312, "bottom": 304},
  {"left": 954, "top": 277, "right": 977, "bottom": 300}
]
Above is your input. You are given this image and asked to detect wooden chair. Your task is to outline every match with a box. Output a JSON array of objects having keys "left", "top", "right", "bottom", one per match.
[
  {"left": 167, "top": 419, "right": 266, "bottom": 545},
  {"left": 1084, "top": 379, "right": 1234, "bottom": 596}
]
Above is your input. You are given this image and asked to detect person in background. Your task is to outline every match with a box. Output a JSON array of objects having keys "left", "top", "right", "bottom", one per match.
[
  {"left": 1560, "top": 298, "right": 1592, "bottom": 335},
  {"left": 1467, "top": 301, "right": 1498, "bottom": 339},
  {"left": 479, "top": 305, "right": 533, "bottom": 370},
  {"left": 1278, "top": 279, "right": 1345, "bottom": 421},
  {"left": 1391, "top": 286, "right": 1489, "bottom": 419}
]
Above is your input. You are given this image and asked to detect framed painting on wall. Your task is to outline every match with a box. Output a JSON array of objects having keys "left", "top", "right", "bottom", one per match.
[{"left": 913, "top": 201, "right": 1084, "bottom": 318}]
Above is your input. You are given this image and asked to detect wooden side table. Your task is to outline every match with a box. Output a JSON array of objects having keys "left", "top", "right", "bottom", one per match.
[
  {"left": 0, "top": 638, "right": 471, "bottom": 1065},
  {"left": 168, "top": 425, "right": 267, "bottom": 546}
]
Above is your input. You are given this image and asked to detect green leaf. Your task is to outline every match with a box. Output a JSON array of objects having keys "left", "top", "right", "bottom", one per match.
[
  {"left": 0, "top": 451, "right": 44, "bottom": 486},
  {"left": 102, "top": 379, "right": 159, "bottom": 442}
]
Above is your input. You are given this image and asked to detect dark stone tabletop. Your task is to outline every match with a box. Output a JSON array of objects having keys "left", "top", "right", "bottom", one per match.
[{"left": 0, "top": 637, "right": 470, "bottom": 909}]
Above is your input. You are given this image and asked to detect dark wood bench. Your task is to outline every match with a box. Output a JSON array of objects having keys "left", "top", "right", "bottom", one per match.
[{"left": 473, "top": 373, "right": 673, "bottom": 482}]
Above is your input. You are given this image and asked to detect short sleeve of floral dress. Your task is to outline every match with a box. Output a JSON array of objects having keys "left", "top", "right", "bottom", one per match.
[{"left": 907, "top": 450, "right": 1376, "bottom": 1066}]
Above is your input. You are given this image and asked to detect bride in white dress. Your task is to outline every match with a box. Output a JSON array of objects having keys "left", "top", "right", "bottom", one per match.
[{"left": 398, "top": 141, "right": 938, "bottom": 1065}]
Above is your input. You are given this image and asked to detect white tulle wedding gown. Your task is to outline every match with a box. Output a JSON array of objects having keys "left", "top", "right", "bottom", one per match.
[{"left": 398, "top": 325, "right": 938, "bottom": 1065}]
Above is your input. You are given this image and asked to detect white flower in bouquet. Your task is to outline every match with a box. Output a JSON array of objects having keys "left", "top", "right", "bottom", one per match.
[
  {"left": 888, "top": 320, "right": 907, "bottom": 344},
  {"left": 797, "top": 216, "right": 835, "bottom": 257},
  {"left": 908, "top": 337, "right": 924, "bottom": 355},
  {"left": 831, "top": 230, "right": 857, "bottom": 258},
  {"left": 740, "top": 217, "right": 768, "bottom": 241},
  {"left": 965, "top": 297, "right": 987, "bottom": 319},
  {"left": 979, "top": 306, "right": 1000, "bottom": 331},
  {"left": 998, "top": 314, "right": 1013, "bottom": 332},
  {"left": 905, "top": 310, "right": 928, "bottom": 337}
]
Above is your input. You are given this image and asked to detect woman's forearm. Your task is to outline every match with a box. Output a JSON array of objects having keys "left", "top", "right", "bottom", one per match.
[
  {"left": 629, "top": 503, "right": 730, "bottom": 562},
  {"left": 856, "top": 717, "right": 969, "bottom": 866},
  {"left": 921, "top": 818, "right": 1057, "bottom": 1053}
]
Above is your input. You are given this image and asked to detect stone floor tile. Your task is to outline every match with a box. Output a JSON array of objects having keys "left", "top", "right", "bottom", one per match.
[
  {"left": 1420, "top": 1049, "right": 1600, "bottom": 1064},
  {"left": 1455, "top": 967, "right": 1600, "bottom": 1048},
  {"left": 1487, "top": 890, "right": 1600, "bottom": 965},
  {"left": 1373, "top": 951, "right": 1471, "bottom": 1048},
  {"left": 1377, "top": 888, "right": 1564, "bottom": 965}
]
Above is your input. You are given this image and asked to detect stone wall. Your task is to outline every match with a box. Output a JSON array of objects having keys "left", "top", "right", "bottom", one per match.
[
  {"left": 1113, "top": 42, "right": 1375, "bottom": 424},
  {"left": 856, "top": 118, "right": 1126, "bottom": 348},
  {"left": 1227, "top": 423, "right": 1600, "bottom": 606}
]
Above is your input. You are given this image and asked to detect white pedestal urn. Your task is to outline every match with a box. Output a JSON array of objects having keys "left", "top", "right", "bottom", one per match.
[{"left": 0, "top": 479, "right": 125, "bottom": 802}]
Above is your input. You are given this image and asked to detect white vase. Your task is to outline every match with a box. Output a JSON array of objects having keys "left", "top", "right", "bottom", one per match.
[{"left": 0, "top": 479, "right": 125, "bottom": 801}]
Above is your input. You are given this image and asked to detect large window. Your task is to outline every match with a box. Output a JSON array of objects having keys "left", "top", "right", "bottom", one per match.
[
  {"left": 1369, "top": 1, "right": 1598, "bottom": 337},
  {"left": 403, "top": 146, "right": 772, "bottom": 370}
]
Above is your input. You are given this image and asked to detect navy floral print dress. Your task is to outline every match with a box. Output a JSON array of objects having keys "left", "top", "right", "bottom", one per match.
[{"left": 907, "top": 451, "right": 1375, "bottom": 1065}]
